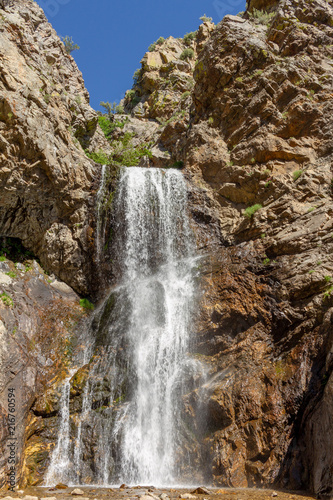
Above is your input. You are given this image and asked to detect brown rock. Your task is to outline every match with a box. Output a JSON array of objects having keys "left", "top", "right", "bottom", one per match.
[
  {"left": 55, "top": 483, "right": 68, "bottom": 489},
  {"left": 190, "top": 488, "right": 210, "bottom": 495}
]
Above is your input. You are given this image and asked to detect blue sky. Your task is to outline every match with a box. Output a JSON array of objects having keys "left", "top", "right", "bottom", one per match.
[{"left": 35, "top": 0, "right": 246, "bottom": 111}]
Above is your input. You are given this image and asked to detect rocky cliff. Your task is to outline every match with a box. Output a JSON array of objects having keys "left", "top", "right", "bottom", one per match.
[
  {"left": 0, "top": 0, "right": 110, "bottom": 295},
  {"left": 0, "top": 0, "right": 333, "bottom": 497}
]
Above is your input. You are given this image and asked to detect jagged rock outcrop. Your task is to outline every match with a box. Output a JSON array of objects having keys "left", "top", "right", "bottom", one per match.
[{"left": 0, "top": 0, "right": 109, "bottom": 295}]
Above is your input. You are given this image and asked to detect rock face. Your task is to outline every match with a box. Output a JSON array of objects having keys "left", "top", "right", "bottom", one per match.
[
  {"left": 0, "top": 242, "right": 88, "bottom": 488},
  {"left": 0, "top": 0, "right": 109, "bottom": 295},
  {"left": 0, "top": 0, "right": 333, "bottom": 497}
]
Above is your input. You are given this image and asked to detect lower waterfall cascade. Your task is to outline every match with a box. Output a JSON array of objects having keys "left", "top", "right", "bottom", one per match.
[{"left": 45, "top": 166, "right": 204, "bottom": 487}]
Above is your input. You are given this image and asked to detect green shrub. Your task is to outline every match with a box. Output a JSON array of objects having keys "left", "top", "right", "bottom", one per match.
[
  {"left": 1, "top": 292, "right": 13, "bottom": 307},
  {"left": 110, "top": 133, "right": 153, "bottom": 167},
  {"left": 98, "top": 116, "right": 127, "bottom": 139},
  {"left": 85, "top": 150, "right": 111, "bottom": 165},
  {"left": 131, "top": 96, "right": 141, "bottom": 106},
  {"left": 125, "top": 90, "right": 140, "bottom": 106},
  {"left": 183, "top": 31, "right": 197, "bottom": 46},
  {"left": 148, "top": 36, "right": 165, "bottom": 52},
  {"left": 113, "top": 143, "right": 152, "bottom": 167},
  {"left": 61, "top": 36, "right": 80, "bottom": 55},
  {"left": 293, "top": 170, "right": 303, "bottom": 181},
  {"left": 180, "top": 48, "right": 194, "bottom": 61},
  {"left": 244, "top": 204, "right": 263, "bottom": 218},
  {"left": 98, "top": 115, "right": 113, "bottom": 138},
  {"left": 323, "top": 286, "right": 333, "bottom": 300},
  {"left": 80, "top": 298, "right": 94, "bottom": 310},
  {"left": 6, "top": 271, "right": 16, "bottom": 279},
  {"left": 249, "top": 8, "right": 275, "bottom": 25},
  {"left": 126, "top": 90, "right": 136, "bottom": 100},
  {"left": 200, "top": 14, "right": 213, "bottom": 23},
  {"left": 133, "top": 68, "right": 141, "bottom": 85}
]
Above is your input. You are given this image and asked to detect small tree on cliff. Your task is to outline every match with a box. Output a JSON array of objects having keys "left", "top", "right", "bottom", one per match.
[
  {"left": 100, "top": 101, "right": 124, "bottom": 118},
  {"left": 62, "top": 36, "right": 80, "bottom": 55}
]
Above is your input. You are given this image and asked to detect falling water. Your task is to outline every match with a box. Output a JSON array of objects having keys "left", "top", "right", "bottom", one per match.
[
  {"left": 114, "top": 167, "right": 197, "bottom": 485},
  {"left": 95, "top": 164, "right": 107, "bottom": 264},
  {"left": 44, "top": 373, "right": 75, "bottom": 485},
  {"left": 45, "top": 167, "right": 200, "bottom": 487}
]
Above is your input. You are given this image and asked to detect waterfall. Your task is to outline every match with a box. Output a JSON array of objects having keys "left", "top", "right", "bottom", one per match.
[
  {"left": 113, "top": 167, "right": 197, "bottom": 485},
  {"left": 44, "top": 374, "right": 75, "bottom": 485},
  {"left": 45, "top": 167, "right": 201, "bottom": 487},
  {"left": 95, "top": 164, "right": 107, "bottom": 264}
]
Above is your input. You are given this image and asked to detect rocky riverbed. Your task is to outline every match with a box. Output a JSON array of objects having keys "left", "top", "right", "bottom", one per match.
[{"left": 0, "top": 487, "right": 316, "bottom": 500}]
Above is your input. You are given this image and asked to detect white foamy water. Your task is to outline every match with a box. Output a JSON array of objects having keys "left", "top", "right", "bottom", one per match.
[{"left": 114, "top": 167, "right": 197, "bottom": 485}]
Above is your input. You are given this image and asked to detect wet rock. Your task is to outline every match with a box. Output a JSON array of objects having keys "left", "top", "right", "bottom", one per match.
[
  {"left": 55, "top": 484, "right": 68, "bottom": 489},
  {"left": 71, "top": 490, "right": 85, "bottom": 496}
]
